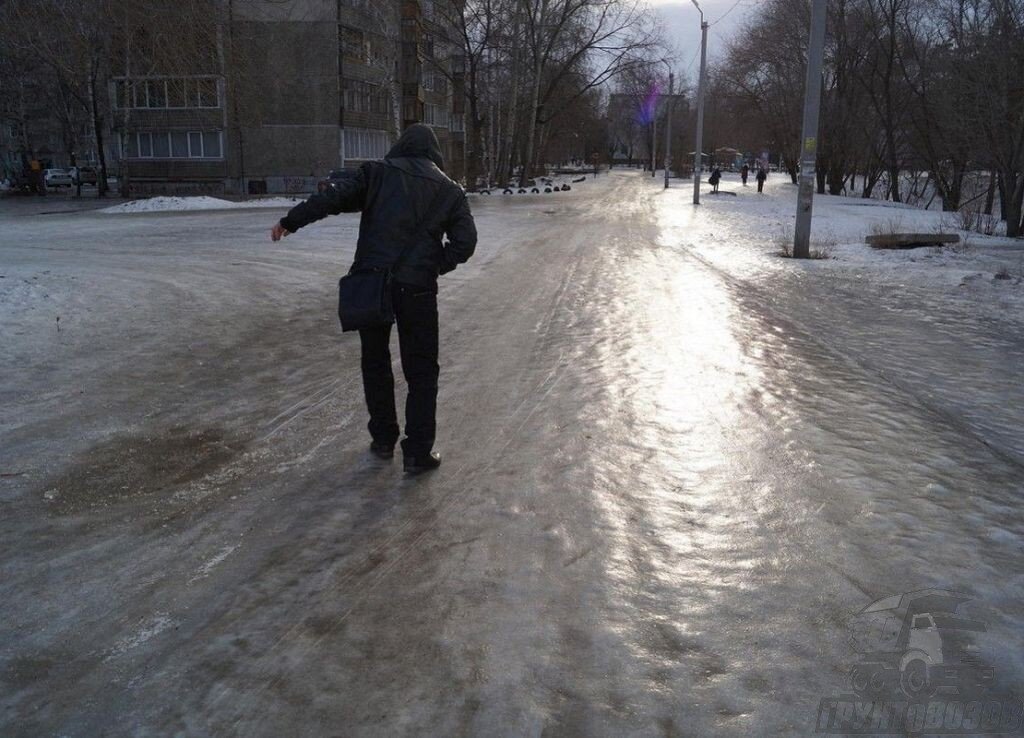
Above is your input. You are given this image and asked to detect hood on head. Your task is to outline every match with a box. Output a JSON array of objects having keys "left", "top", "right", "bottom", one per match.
[{"left": 387, "top": 123, "right": 445, "bottom": 171}]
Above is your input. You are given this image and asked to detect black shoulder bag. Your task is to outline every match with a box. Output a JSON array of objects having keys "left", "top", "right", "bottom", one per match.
[{"left": 337, "top": 184, "right": 442, "bottom": 332}]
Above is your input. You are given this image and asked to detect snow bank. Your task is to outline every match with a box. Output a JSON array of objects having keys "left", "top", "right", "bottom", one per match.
[
  {"left": 101, "top": 195, "right": 305, "bottom": 214},
  {"left": 658, "top": 173, "right": 1024, "bottom": 309}
]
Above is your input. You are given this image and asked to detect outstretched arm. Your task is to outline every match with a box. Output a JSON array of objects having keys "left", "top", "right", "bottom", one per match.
[
  {"left": 439, "top": 192, "right": 477, "bottom": 274},
  {"left": 271, "top": 166, "right": 368, "bottom": 240}
]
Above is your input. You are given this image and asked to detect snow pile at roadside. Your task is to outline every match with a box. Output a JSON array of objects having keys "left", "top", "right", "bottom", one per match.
[{"left": 101, "top": 195, "right": 305, "bottom": 214}]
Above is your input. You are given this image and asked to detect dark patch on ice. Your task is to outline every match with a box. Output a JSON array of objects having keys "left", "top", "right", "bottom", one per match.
[
  {"left": 562, "top": 545, "right": 593, "bottom": 567},
  {"left": 696, "top": 654, "right": 728, "bottom": 682},
  {"left": 652, "top": 621, "right": 703, "bottom": 657},
  {"left": 741, "top": 673, "right": 773, "bottom": 693},
  {"left": 302, "top": 614, "right": 340, "bottom": 638},
  {"left": 1, "top": 654, "right": 59, "bottom": 689},
  {"left": 38, "top": 426, "right": 243, "bottom": 514}
]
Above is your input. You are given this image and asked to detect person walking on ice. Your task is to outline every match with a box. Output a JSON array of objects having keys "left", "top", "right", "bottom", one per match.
[
  {"left": 756, "top": 166, "right": 767, "bottom": 193},
  {"left": 271, "top": 124, "right": 477, "bottom": 474},
  {"left": 709, "top": 166, "right": 722, "bottom": 193}
]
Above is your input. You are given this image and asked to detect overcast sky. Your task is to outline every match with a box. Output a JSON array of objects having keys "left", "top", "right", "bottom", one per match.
[{"left": 647, "top": 0, "right": 757, "bottom": 82}]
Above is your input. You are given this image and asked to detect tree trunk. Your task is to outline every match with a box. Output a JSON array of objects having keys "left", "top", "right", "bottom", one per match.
[
  {"left": 1006, "top": 173, "right": 1024, "bottom": 238},
  {"left": 997, "top": 171, "right": 1007, "bottom": 222},
  {"left": 984, "top": 170, "right": 996, "bottom": 216},
  {"left": 88, "top": 66, "right": 109, "bottom": 197},
  {"left": 519, "top": 0, "right": 546, "bottom": 187},
  {"left": 498, "top": 6, "right": 523, "bottom": 188},
  {"left": 938, "top": 163, "right": 963, "bottom": 212},
  {"left": 519, "top": 57, "right": 543, "bottom": 186},
  {"left": 120, "top": 36, "right": 133, "bottom": 200},
  {"left": 887, "top": 164, "right": 900, "bottom": 203},
  {"left": 464, "top": 64, "right": 483, "bottom": 190}
]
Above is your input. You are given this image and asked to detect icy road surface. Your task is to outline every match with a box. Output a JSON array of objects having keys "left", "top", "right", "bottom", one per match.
[{"left": 1, "top": 171, "right": 1023, "bottom": 736}]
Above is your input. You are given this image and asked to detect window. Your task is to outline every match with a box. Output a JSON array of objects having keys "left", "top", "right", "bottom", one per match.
[
  {"left": 167, "top": 79, "right": 187, "bottom": 108},
  {"left": 151, "top": 131, "right": 170, "bottom": 157},
  {"left": 343, "top": 128, "right": 391, "bottom": 160},
  {"left": 423, "top": 71, "right": 448, "bottom": 94},
  {"left": 912, "top": 615, "right": 935, "bottom": 630},
  {"left": 146, "top": 80, "right": 166, "bottom": 108},
  {"left": 125, "top": 130, "right": 223, "bottom": 159},
  {"left": 423, "top": 103, "right": 449, "bottom": 128},
  {"left": 343, "top": 80, "right": 389, "bottom": 114},
  {"left": 201, "top": 131, "right": 222, "bottom": 157},
  {"left": 450, "top": 114, "right": 464, "bottom": 133},
  {"left": 116, "top": 80, "right": 137, "bottom": 108},
  {"left": 171, "top": 132, "right": 189, "bottom": 157},
  {"left": 113, "top": 77, "right": 220, "bottom": 109},
  {"left": 340, "top": 25, "right": 366, "bottom": 63},
  {"left": 197, "top": 79, "right": 218, "bottom": 108}
]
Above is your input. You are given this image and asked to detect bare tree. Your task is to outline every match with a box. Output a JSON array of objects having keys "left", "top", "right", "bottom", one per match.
[{"left": 517, "top": 0, "right": 660, "bottom": 185}]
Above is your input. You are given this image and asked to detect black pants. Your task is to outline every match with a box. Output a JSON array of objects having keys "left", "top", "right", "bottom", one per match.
[
  {"left": 757, "top": 179, "right": 764, "bottom": 193},
  {"left": 358, "top": 283, "right": 439, "bottom": 457}
]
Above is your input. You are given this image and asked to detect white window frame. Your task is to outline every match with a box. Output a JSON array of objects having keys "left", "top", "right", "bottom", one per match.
[
  {"left": 423, "top": 103, "right": 449, "bottom": 129},
  {"left": 343, "top": 128, "right": 390, "bottom": 160},
  {"left": 125, "top": 130, "right": 224, "bottom": 160},
  {"left": 114, "top": 77, "right": 221, "bottom": 110}
]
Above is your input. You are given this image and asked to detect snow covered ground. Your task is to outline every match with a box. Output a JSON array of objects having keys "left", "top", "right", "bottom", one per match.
[
  {"left": 1, "top": 170, "right": 1022, "bottom": 736},
  {"left": 100, "top": 194, "right": 307, "bottom": 214},
  {"left": 663, "top": 170, "right": 1024, "bottom": 300}
]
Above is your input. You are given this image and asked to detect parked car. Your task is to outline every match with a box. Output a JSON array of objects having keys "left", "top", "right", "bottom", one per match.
[
  {"left": 317, "top": 168, "right": 360, "bottom": 193},
  {"left": 43, "top": 168, "right": 73, "bottom": 188},
  {"left": 70, "top": 166, "right": 98, "bottom": 186}
]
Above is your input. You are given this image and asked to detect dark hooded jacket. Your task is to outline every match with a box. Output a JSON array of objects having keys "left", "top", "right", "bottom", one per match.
[{"left": 280, "top": 124, "right": 477, "bottom": 288}]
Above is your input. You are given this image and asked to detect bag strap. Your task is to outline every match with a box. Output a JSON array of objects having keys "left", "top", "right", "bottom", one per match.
[{"left": 390, "top": 178, "right": 447, "bottom": 274}]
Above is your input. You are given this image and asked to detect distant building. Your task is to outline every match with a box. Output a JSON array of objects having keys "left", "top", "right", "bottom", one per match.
[{"left": 110, "top": 0, "right": 466, "bottom": 196}]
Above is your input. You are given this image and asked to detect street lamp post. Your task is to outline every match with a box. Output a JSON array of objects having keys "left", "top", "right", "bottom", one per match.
[{"left": 692, "top": 0, "right": 708, "bottom": 205}]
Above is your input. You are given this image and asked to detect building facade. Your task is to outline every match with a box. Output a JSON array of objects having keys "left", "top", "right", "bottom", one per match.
[{"left": 110, "top": 0, "right": 465, "bottom": 196}]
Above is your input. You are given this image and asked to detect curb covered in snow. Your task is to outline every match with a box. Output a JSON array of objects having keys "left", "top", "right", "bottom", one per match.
[{"left": 100, "top": 195, "right": 307, "bottom": 214}]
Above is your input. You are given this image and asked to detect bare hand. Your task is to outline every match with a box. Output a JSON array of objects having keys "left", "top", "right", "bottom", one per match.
[{"left": 270, "top": 222, "right": 291, "bottom": 242}]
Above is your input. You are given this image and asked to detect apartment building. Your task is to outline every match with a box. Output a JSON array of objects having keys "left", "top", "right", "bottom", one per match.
[{"left": 108, "top": 0, "right": 465, "bottom": 196}]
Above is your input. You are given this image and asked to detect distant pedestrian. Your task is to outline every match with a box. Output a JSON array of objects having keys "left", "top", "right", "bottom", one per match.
[
  {"left": 271, "top": 124, "right": 477, "bottom": 474},
  {"left": 756, "top": 167, "right": 767, "bottom": 193},
  {"left": 709, "top": 167, "right": 721, "bottom": 193},
  {"left": 741, "top": 163, "right": 749, "bottom": 186}
]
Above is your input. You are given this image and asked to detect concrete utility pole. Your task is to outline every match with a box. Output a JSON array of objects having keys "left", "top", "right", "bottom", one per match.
[
  {"left": 692, "top": 0, "right": 708, "bottom": 205},
  {"left": 664, "top": 71, "right": 674, "bottom": 189},
  {"left": 651, "top": 113, "right": 657, "bottom": 177},
  {"left": 793, "top": 0, "right": 828, "bottom": 258}
]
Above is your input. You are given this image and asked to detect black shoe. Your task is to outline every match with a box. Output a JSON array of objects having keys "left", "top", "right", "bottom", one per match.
[
  {"left": 403, "top": 451, "right": 441, "bottom": 475},
  {"left": 370, "top": 442, "right": 394, "bottom": 460}
]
